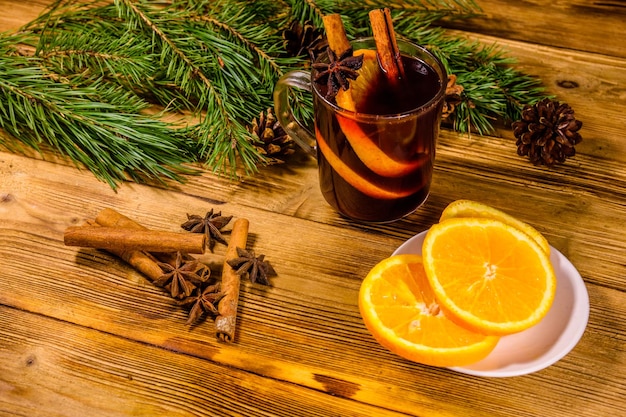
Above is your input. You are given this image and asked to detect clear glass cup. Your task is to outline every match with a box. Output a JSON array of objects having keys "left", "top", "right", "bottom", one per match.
[{"left": 274, "top": 38, "right": 446, "bottom": 222}]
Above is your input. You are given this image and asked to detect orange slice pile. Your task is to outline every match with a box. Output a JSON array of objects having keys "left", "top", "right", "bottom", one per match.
[
  {"left": 359, "top": 201, "right": 556, "bottom": 366},
  {"left": 439, "top": 199, "right": 550, "bottom": 254},
  {"left": 359, "top": 254, "right": 500, "bottom": 367}
]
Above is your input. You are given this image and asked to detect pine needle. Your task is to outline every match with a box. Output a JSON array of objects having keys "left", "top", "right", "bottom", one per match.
[{"left": 0, "top": 0, "right": 550, "bottom": 188}]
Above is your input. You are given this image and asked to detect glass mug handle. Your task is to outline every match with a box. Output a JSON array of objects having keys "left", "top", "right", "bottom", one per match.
[{"left": 273, "top": 70, "right": 317, "bottom": 158}]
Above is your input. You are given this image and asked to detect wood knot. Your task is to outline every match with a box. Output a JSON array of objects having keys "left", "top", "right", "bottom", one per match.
[
  {"left": 557, "top": 80, "right": 579, "bottom": 89},
  {"left": 313, "top": 374, "right": 360, "bottom": 398},
  {"left": 25, "top": 355, "right": 37, "bottom": 367}
]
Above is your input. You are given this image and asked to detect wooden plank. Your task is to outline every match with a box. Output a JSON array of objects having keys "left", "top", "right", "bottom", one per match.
[
  {"left": 445, "top": 32, "right": 626, "bottom": 166},
  {"left": 2, "top": 104, "right": 626, "bottom": 291},
  {"left": 440, "top": 0, "right": 626, "bottom": 59},
  {"left": 0, "top": 306, "right": 412, "bottom": 417},
  {"left": 0, "top": 151, "right": 624, "bottom": 416},
  {"left": 0, "top": 0, "right": 50, "bottom": 32}
]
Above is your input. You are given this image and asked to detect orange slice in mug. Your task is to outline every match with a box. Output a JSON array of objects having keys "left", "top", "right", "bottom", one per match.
[
  {"left": 315, "top": 126, "right": 424, "bottom": 200},
  {"left": 335, "top": 49, "right": 425, "bottom": 178}
]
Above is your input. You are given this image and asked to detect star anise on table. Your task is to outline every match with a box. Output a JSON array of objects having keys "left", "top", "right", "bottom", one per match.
[
  {"left": 181, "top": 209, "right": 233, "bottom": 252},
  {"left": 313, "top": 47, "right": 364, "bottom": 100},
  {"left": 227, "top": 247, "right": 276, "bottom": 285},
  {"left": 179, "top": 283, "right": 224, "bottom": 325},
  {"left": 154, "top": 252, "right": 209, "bottom": 299}
]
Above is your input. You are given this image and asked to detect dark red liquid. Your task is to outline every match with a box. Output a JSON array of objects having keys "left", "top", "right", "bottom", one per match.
[{"left": 313, "top": 54, "right": 443, "bottom": 222}]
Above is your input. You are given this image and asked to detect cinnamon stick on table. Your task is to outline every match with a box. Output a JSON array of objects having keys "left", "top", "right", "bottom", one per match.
[
  {"left": 95, "top": 207, "right": 146, "bottom": 230},
  {"left": 95, "top": 207, "right": 182, "bottom": 265},
  {"left": 369, "top": 8, "right": 405, "bottom": 82},
  {"left": 64, "top": 226, "right": 206, "bottom": 254},
  {"left": 322, "top": 14, "right": 352, "bottom": 57},
  {"left": 215, "top": 218, "right": 249, "bottom": 342},
  {"left": 84, "top": 220, "right": 165, "bottom": 281},
  {"left": 92, "top": 207, "right": 224, "bottom": 274}
]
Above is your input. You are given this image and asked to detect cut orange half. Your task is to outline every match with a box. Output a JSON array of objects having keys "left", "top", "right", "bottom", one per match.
[
  {"left": 335, "top": 49, "right": 425, "bottom": 178},
  {"left": 439, "top": 200, "right": 550, "bottom": 254},
  {"left": 359, "top": 254, "right": 500, "bottom": 367},
  {"left": 422, "top": 218, "right": 557, "bottom": 336}
]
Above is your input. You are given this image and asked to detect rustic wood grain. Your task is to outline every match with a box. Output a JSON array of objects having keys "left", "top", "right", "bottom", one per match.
[
  {"left": 1, "top": 148, "right": 624, "bottom": 417},
  {"left": 441, "top": 0, "right": 626, "bottom": 59},
  {"left": 1, "top": 1, "right": 625, "bottom": 416},
  {"left": 0, "top": 0, "right": 50, "bottom": 32},
  {"left": 0, "top": 306, "right": 414, "bottom": 417}
]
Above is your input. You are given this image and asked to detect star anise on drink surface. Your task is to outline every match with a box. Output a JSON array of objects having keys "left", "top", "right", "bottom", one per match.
[
  {"left": 154, "top": 252, "right": 209, "bottom": 299},
  {"left": 181, "top": 209, "right": 233, "bottom": 252},
  {"left": 312, "top": 47, "right": 363, "bottom": 100},
  {"left": 227, "top": 247, "right": 276, "bottom": 285},
  {"left": 179, "top": 283, "right": 224, "bottom": 325}
]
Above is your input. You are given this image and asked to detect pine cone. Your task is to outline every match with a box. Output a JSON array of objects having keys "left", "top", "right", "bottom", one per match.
[
  {"left": 512, "top": 98, "right": 583, "bottom": 166},
  {"left": 282, "top": 20, "right": 327, "bottom": 60},
  {"left": 248, "top": 108, "right": 295, "bottom": 162},
  {"left": 441, "top": 74, "right": 464, "bottom": 121}
]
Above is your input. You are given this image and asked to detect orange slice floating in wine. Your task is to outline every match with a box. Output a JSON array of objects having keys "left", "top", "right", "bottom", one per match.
[
  {"left": 335, "top": 49, "right": 425, "bottom": 178},
  {"left": 315, "top": 126, "right": 424, "bottom": 200}
]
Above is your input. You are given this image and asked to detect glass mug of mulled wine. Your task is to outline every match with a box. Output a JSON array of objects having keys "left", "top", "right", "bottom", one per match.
[{"left": 274, "top": 38, "right": 446, "bottom": 223}]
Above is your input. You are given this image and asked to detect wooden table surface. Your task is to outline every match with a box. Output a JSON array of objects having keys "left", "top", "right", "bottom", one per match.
[{"left": 1, "top": 1, "right": 625, "bottom": 416}]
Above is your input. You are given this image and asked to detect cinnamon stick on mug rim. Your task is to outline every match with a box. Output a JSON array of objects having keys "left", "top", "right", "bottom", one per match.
[
  {"left": 215, "top": 217, "right": 249, "bottom": 342},
  {"left": 322, "top": 14, "right": 352, "bottom": 58},
  {"left": 369, "top": 8, "right": 406, "bottom": 82}
]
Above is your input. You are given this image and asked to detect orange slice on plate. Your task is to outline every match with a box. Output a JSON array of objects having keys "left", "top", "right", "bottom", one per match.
[
  {"left": 359, "top": 254, "right": 500, "bottom": 367},
  {"left": 439, "top": 200, "right": 551, "bottom": 254},
  {"left": 422, "top": 217, "right": 557, "bottom": 336},
  {"left": 335, "top": 49, "right": 425, "bottom": 178}
]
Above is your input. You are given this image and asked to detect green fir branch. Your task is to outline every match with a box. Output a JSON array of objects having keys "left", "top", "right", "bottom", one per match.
[
  {"left": 0, "top": 34, "right": 197, "bottom": 189},
  {"left": 286, "top": 0, "right": 327, "bottom": 25},
  {"left": 111, "top": 0, "right": 266, "bottom": 173},
  {"left": 0, "top": 0, "right": 551, "bottom": 189},
  {"left": 371, "top": 14, "right": 546, "bottom": 133}
]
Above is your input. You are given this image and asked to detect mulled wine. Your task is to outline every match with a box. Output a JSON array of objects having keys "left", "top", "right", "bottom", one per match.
[{"left": 312, "top": 46, "right": 445, "bottom": 222}]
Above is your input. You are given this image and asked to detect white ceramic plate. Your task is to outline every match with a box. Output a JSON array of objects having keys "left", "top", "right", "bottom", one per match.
[{"left": 393, "top": 230, "right": 590, "bottom": 377}]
